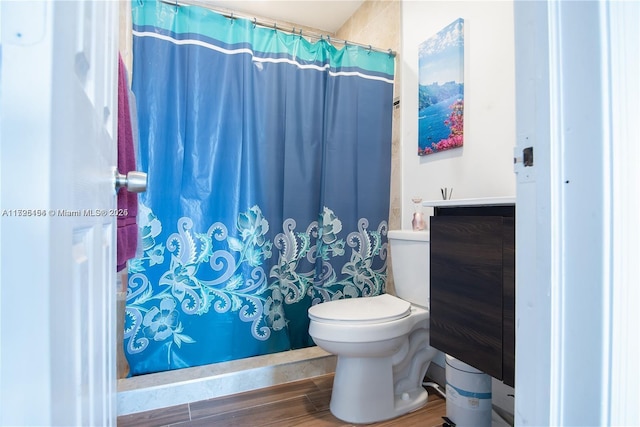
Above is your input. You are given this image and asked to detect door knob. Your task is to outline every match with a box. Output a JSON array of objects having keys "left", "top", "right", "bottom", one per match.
[{"left": 115, "top": 170, "right": 147, "bottom": 193}]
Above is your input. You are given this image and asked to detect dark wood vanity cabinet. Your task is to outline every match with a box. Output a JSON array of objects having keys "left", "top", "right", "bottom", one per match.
[{"left": 429, "top": 205, "right": 515, "bottom": 387}]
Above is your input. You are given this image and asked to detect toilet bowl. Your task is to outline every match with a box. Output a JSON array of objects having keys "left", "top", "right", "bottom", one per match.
[{"left": 308, "top": 230, "right": 436, "bottom": 424}]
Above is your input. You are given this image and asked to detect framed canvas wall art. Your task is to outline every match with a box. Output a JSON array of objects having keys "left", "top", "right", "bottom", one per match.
[{"left": 418, "top": 18, "right": 465, "bottom": 156}]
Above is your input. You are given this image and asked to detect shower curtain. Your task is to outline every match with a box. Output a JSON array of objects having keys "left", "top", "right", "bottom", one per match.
[{"left": 124, "top": 0, "right": 395, "bottom": 376}]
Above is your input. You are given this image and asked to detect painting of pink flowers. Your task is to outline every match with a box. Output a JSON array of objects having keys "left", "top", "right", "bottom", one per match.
[{"left": 418, "top": 18, "right": 464, "bottom": 156}]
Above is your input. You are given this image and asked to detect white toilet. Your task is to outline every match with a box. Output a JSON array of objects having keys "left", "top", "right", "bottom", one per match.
[{"left": 308, "top": 230, "right": 437, "bottom": 424}]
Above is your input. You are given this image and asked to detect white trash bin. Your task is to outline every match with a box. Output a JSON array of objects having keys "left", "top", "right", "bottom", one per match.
[{"left": 445, "top": 355, "right": 492, "bottom": 427}]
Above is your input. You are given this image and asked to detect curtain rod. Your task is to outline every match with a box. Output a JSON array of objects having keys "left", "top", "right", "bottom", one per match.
[{"left": 156, "top": 0, "right": 396, "bottom": 57}]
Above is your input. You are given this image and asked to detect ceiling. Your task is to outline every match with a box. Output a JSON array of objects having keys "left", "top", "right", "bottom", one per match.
[{"left": 204, "top": 1, "right": 365, "bottom": 33}]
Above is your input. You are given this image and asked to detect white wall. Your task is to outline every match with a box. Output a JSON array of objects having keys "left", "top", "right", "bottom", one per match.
[{"left": 400, "top": 1, "right": 516, "bottom": 228}]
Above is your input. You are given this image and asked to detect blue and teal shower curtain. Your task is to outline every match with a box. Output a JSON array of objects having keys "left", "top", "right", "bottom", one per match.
[{"left": 124, "top": 0, "right": 395, "bottom": 376}]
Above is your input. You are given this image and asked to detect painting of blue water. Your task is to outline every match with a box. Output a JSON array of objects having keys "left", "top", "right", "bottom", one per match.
[
  {"left": 418, "top": 18, "right": 464, "bottom": 156},
  {"left": 419, "top": 94, "right": 460, "bottom": 145}
]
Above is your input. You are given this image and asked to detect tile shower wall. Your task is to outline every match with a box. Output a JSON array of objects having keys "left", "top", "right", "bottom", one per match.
[{"left": 336, "top": 0, "right": 401, "bottom": 295}]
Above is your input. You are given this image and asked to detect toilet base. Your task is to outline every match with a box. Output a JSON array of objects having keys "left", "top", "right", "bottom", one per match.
[{"left": 329, "top": 355, "right": 429, "bottom": 424}]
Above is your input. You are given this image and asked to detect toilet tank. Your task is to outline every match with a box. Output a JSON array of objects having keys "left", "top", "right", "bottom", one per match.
[{"left": 387, "top": 230, "right": 430, "bottom": 308}]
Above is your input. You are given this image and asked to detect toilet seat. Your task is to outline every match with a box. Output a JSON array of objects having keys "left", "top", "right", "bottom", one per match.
[{"left": 308, "top": 294, "right": 411, "bottom": 325}]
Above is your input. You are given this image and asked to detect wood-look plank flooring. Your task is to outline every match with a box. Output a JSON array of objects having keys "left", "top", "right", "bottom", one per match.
[{"left": 118, "top": 373, "right": 446, "bottom": 427}]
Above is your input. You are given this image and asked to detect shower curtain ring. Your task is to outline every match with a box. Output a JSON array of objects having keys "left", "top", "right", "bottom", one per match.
[
  {"left": 388, "top": 48, "right": 393, "bottom": 57},
  {"left": 253, "top": 18, "right": 257, "bottom": 28},
  {"left": 368, "top": 45, "right": 372, "bottom": 54},
  {"left": 273, "top": 22, "right": 277, "bottom": 31}
]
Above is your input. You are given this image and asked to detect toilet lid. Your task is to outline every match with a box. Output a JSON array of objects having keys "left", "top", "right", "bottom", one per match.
[{"left": 308, "top": 294, "right": 411, "bottom": 325}]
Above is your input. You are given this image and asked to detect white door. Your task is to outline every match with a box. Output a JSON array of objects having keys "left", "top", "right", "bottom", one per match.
[
  {"left": 514, "top": 0, "right": 640, "bottom": 425},
  {"left": 0, "top": 1, "right": 118, "bottom": 425}
]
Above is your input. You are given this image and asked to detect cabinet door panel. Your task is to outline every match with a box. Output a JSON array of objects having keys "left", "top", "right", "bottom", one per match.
[
  {"left": 430, "top": 216, "right": 504, "bottom": 379},
  {"left": 502, "top": 217, "right": 516, "bottom": 387}
]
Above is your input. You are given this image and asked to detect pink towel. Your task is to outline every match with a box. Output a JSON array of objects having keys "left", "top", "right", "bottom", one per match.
[{"left": 117, "top": 54, "right": 139, "bottom": 272}]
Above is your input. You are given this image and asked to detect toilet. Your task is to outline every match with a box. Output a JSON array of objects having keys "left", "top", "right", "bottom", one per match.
[{"left": 308, "top": 230, "right": 437, "bottom": 424}]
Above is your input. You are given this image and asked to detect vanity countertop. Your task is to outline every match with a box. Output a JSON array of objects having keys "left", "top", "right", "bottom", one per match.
[{"left": 422, "top": 196, "right": 515, "bottom": 208}]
